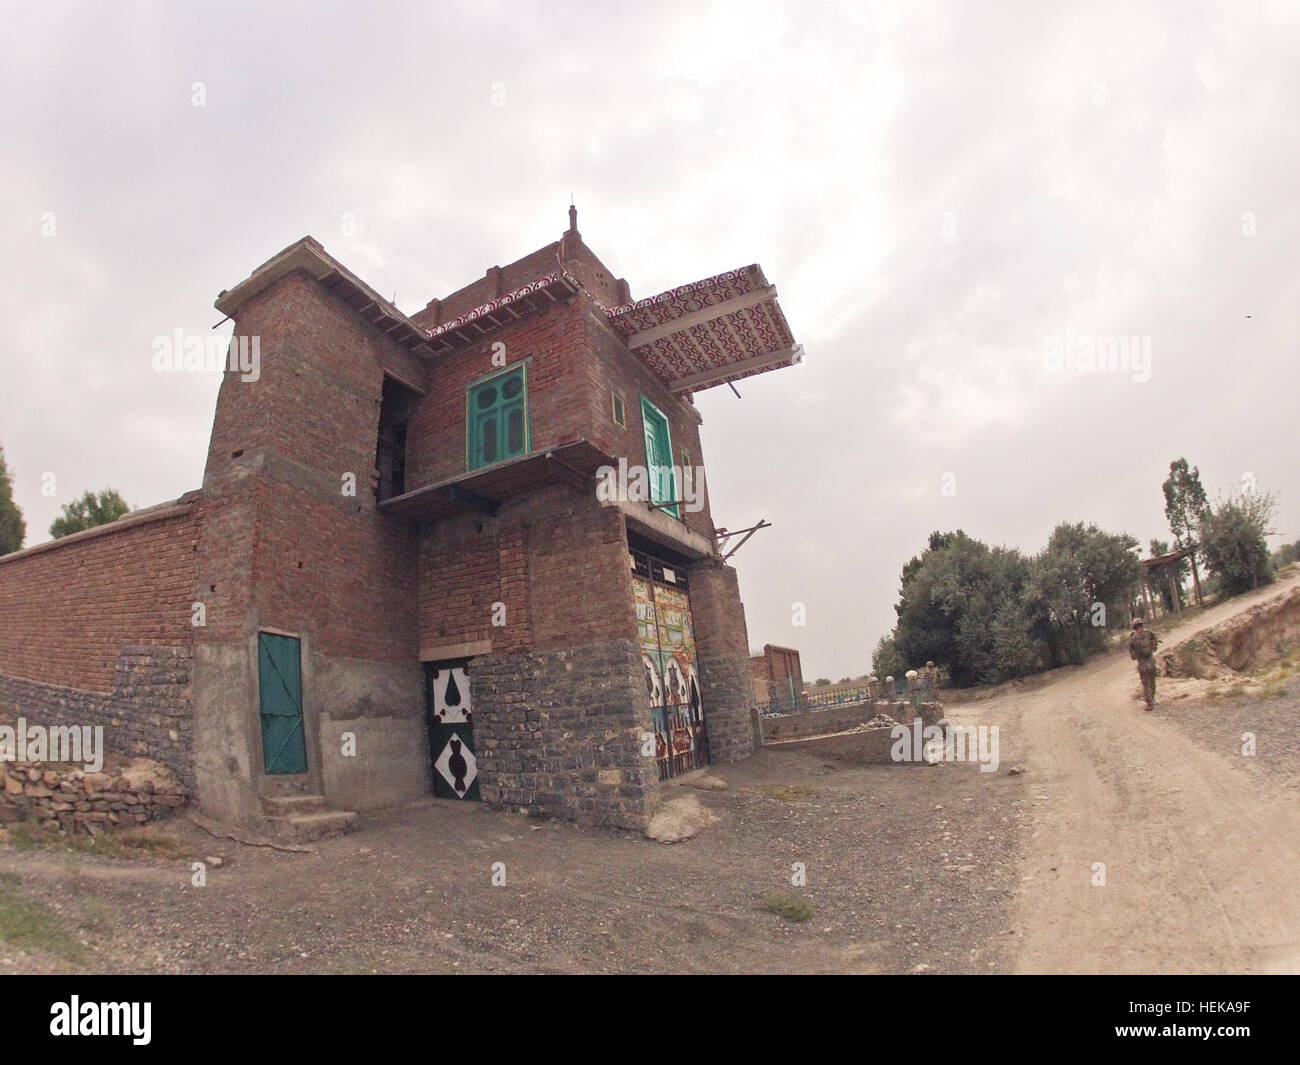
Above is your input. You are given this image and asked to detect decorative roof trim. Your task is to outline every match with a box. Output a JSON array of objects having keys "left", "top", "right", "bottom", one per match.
[
  {"left": 668, "top": 344, "right": 804, "bottom": 393},
  {"left": 215, "top": 237, "right": 435, "bottom": 359},
  {"left": 605, "top": 264, "right": 801, "bottom": 394}
]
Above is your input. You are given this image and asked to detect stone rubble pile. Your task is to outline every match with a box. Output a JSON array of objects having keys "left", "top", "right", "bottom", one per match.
[{"left": 0, "top": 757, "right": 188, "bottom": 833}]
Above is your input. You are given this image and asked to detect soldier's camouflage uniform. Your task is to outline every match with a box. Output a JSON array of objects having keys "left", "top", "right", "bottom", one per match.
[{"left": 1129, "top": 625, "right": 1159, "bottom": 710}]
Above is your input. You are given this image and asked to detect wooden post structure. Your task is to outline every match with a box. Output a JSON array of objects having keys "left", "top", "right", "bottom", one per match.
[{"left": 1166, "top": 564, "right": 1182, "bottom": 614}]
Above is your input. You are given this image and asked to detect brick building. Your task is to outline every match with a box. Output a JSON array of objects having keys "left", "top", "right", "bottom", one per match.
[
  {"left": 0, "top": 208, "right": 802, "bottom": 833},
  {"left": 750, "top": 644, "right": 805, "bottom": 708}
]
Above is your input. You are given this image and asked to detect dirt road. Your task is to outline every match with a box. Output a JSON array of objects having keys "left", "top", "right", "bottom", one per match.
[{"left": 951, "top": 572, "right": 1300, "bottom": 974}]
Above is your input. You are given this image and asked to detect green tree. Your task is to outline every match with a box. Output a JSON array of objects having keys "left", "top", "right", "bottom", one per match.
[
  {"left": 1163, "top": 458, "right": 1209, "bottom": 549},
  {"left": 1199, "top": 489, "right": 1275, "bottom": 596},
  {"left": 879, "top": 523, "right": 1142, "bottom": 687},
  {"left": 0, "top": 447, "right": 25, "bottom": 554},
  {"left": 1032, "top": 522, "right": 1141, "bottom": 666},
  {"left": 49, "top": 488, "right": 131, "bottom": 538},
  {"left": 870, "top": 632, "right": 906, "bottom": 680},
  {"left": 884, "top": 529, "right": 1042, "bottom": 686}
]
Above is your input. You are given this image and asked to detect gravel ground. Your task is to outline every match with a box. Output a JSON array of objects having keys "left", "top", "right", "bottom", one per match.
[
  {"left": 1157, "top": 686, "right": 1300, "bottom": 792},
  {"left": 0, "top": 744, "right": 1026, "bottom": 974}
]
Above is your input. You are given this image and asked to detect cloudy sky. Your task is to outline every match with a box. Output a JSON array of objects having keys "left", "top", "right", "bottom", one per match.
[{"left": 2, "top": 0, "right": 1296, "bottom": 680}]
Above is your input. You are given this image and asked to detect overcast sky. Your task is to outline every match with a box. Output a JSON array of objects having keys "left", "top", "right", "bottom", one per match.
[{"left": 1, "top": 0, "right": 1296, "bottom": 680}]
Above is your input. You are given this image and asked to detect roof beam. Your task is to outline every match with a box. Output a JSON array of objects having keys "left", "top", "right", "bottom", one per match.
[
  {"left": 667, "top": 344, "right": 803, "bottom": 393},
  {"left": 448, "top": 484, "right": 498, "bottom": 517},
  {"left": 625, "top": 285, "right": 776, "bottom": 350}
]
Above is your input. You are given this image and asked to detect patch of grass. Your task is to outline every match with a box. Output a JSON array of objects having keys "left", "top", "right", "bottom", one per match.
[
  {"left": 761, "top": 892, "right": 813, "bottom": 923},
  {"left": 0, "top": 882, "right": 84, "bottom": 961},
  {"left": 2, "top": 820, "right": 59, "bottom": 851},
  {"left": 74, "top": 897, "right": 118, "bottom": 936},
  {"left": 84, "top": 828, "right": 186, "bottom": 861},
  {"left": 760, "top": 784, "right": 818, "bottom": 802},
  {"left": 0, "top": 820, "right": 184, "bottom": 861}
]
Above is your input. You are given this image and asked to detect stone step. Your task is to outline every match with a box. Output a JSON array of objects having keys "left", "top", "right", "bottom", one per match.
[
  {"left": 265, "top": 809, "right": 359, "bottom": 843},
  {"left": 261, "top": 794, "right": 327, "bottom": 817}
]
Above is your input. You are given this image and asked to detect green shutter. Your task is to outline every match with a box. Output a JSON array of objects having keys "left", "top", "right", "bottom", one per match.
[
  {"left": 640, "top": 397, "right": 678, "bottom": 518},
  {"left": 468, "top": 367, "right": 528, "bottom": 471}
]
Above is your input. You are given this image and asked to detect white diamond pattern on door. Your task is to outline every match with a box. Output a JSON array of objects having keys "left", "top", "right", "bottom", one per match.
[{"left": 426, "top": 660, "right": 481, "bottom": 800}]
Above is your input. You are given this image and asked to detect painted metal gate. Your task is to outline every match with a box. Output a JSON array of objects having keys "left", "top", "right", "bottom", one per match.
[
  {"left": 425, "top": 659, "right": 480, "bottom": 800},
  {"left": 633, "top": 552, "right": 707, "bottom": 780},
  {"left": 258, "top": 632, "right": 307, "bottom": 775}
]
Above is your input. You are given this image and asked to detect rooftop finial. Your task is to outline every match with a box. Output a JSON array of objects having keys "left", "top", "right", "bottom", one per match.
[{"left": 568, "top": 202, "right": 578, "bottom": 233}]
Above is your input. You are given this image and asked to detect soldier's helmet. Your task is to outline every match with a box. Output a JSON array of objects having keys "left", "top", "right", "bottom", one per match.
[
  {"left": 1132, "top": 618, "right": 1144, "bottom": 628},
  {"left": 926, "top": 660, "right": 935, "bottom": 668}
]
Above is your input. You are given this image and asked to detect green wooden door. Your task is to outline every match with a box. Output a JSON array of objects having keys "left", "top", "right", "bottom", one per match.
[
  {"left": 258, "top": 632, "right": 308, "bottom": 775},
  {"left": 640, "top": 397, "right": 678, "bottom": 517}
]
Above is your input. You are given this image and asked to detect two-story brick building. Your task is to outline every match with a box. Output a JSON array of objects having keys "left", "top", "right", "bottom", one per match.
[{"left": 0, "top": 207, "right": 802, "bottom": 834}]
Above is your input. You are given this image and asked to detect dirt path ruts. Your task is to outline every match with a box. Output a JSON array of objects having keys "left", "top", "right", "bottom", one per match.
[{"left": 977, "top": 573, "right": 1300, "bottom": 973}]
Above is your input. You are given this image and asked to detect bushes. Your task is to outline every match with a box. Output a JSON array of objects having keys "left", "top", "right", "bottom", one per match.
[
  {"left": 874, "top": 524, "right": 1141, "bottom": 687},
  {"left": 1199, "top": 491, "right": 1276, "bottom": 596}
]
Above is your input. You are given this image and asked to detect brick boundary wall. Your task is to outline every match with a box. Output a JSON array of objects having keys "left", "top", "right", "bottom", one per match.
[{"left": 0, "top": 498, "right": 200, "bottom": 788}]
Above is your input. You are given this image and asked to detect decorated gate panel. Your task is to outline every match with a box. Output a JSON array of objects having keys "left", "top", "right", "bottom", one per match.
[
  {"left": 425, "top": 659, "right": 480, "bottom": 801},
  {"left": 633, "top": 553, "right": 707, "bottom": 780}
]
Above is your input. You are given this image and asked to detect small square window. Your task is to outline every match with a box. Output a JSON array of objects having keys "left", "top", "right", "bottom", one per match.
[{"left": 611, "top": 392, "right": 626, "bottom": 428}]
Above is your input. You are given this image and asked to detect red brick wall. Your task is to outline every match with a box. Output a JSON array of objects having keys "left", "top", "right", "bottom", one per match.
[
  {"left": 419, "top": 510, "right": 523, "bottom": 653},
  {"left": 191, "top": 486, "right": 255, "bottom": 646},
  {"left": 582, "top": 307, "right": 714, "bottom": 539},
  {"left": 405, "top": 258, "right": 716, "bottom": 549},
  {"left": 205, "top": 272, "right": 422, "bottom": 663},
  {"left": 207, "top": 273, "right": 427, "bottom": 493},
  {"left": 419, "top": 486, "right": 634, "bottom": 657},
  {"left": 527, "top": 488, "right": 635, "bottom": 650},
  {"left": 411, "top": 233, "right": 628, "bottom": 330},
  {"left": 557, "top": 235, "right": 627, "bottom": 309},
  {"left": 750, "top": 656, "right": 770, "bottom": 703},
  {"left": 252, "top": 477, "right": 418, "bottom": 663},
  {"left": 759, "top": 644, "right": 804, "bottom": 706},
  {"left": 404, "top": 301, "right": 589, "bottom": 489},
  {"left": 0, "top": 504, "right": 199, "bottom": 692}
]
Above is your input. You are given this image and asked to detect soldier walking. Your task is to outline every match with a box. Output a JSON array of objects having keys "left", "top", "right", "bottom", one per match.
[
  {"left": 1129, "top": 618, "right": 1160, "bottom": 711},
  {"left": 922, "top": 660, "right": 940, "bottom": 698}
]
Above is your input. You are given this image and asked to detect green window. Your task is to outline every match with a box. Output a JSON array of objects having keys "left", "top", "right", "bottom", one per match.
[
  {"left": 640, "top": 396, "right": 678, "bottom": 518},
  {"left": 468, "top": 365, "right": 529, "bottom": 470}
]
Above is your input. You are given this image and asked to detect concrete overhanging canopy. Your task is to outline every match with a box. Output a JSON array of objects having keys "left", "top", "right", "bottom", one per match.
[
  {"left": 606, "top": 264, "right": 802, "bottom": 395},
  {"left": 215, "top": 237, "right": 436, "bottom": 359}
]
